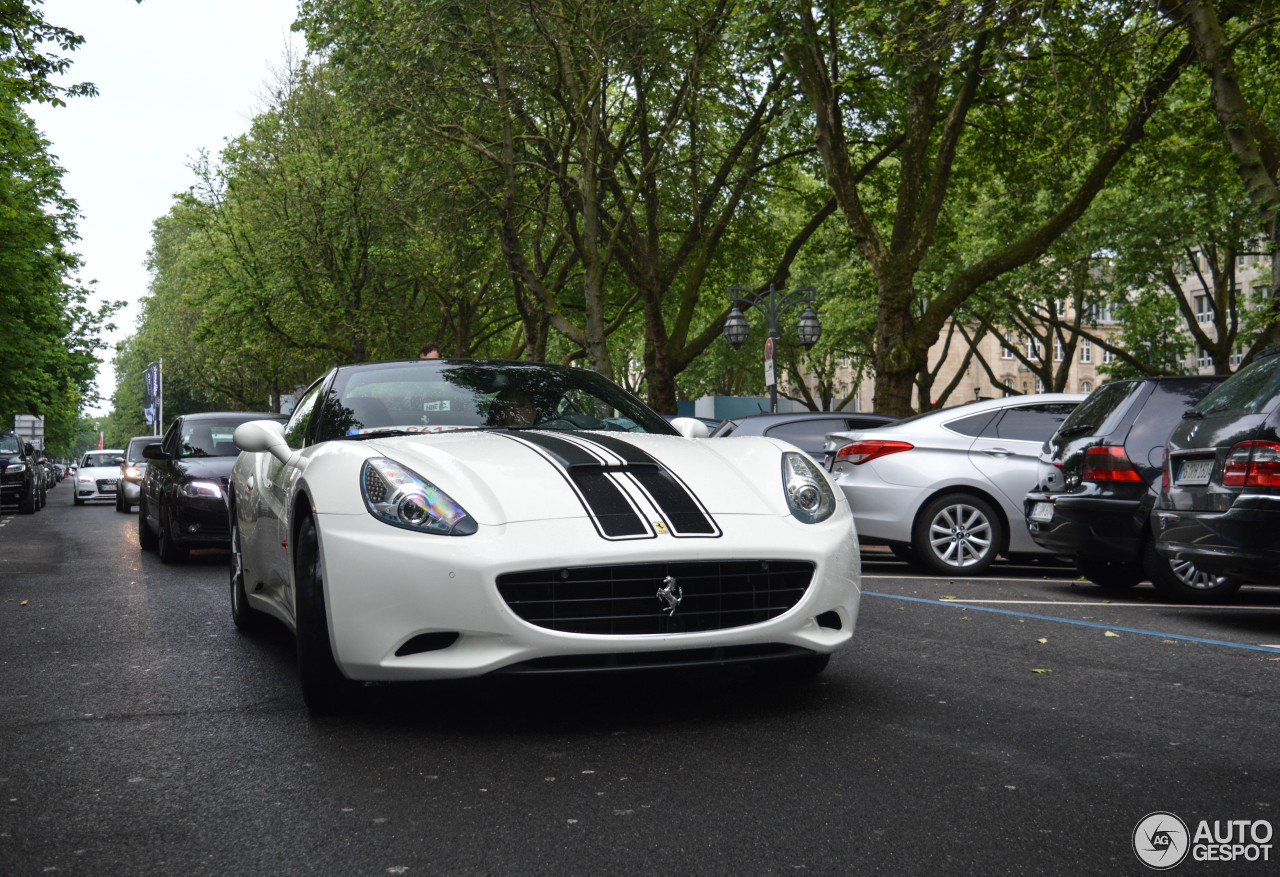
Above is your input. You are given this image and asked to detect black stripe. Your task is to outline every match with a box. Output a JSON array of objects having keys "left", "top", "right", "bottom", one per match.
[
  {"left": 512, "top": 432, "right": 650, "bottom": 539},
  {"left": 574, "top": 433, "right": 718, "bottom": 536}
]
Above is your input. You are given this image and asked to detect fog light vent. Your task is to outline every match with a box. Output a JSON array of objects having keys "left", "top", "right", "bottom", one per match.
[
  {"left": 815, "top": 611, "right": 842, "bottom": 630},
  {"left": 395, "top": 632, "right": 460, "bottom": 657}
]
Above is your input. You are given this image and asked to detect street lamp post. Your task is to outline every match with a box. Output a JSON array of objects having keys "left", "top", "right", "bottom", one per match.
[{"left": 723, "top": 284, "right": 822, "bottom": 413}]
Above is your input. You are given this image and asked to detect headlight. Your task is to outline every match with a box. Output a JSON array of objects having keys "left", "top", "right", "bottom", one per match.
[
  {"left": 5, "top": 463, "right": 25, "bottom": 475},
  {"left": 124, "top": 465, "right": 142, "bottom": 480},
  {"left": 77, "top": 474, "right": 93, "bottom": 482},
  {"left": 781, "top": 452, "right": 836, "bottom": 524},
  {"left": 360, "top": 457, "right": 477, "bottom": 536},
  {"left": 179, "top": 480, "right": 224, "bottom": 499}
]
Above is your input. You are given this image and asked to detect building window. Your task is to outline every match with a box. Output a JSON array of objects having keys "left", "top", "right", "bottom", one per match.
[
  {"left": 1197, "top": 345, "right": 1212, "bottom": 369},
  {"left": 1026, "top": 338, "right": 1043, "bottom": 361},
  {"left": 1230, "top": 345, "right": 1244, "bottom": 368},
  {"left": 1255, "top": 284, "right": 1273, "bottom": 302},
  {"left": 1001, "top": 340, "right": 1014, "bottom": 360},
  {"left": 1080, "top": 339, "right": 1091, "bottom": 363},
  {"left": 1080, "top": 381, "right": 1092, "bottom": 393},
  {"left": 1194, "top": 293, "right": 1213, "bottom": 323},
  {"left": 1053, "top": 338, "right": 1064, "bottom": 361},
  {"left": 1103, "top": 347, "right": 1115, "bottom": 364},
  {"left": 1034, "top": 378, "right": 1044, "bottom": 393}
]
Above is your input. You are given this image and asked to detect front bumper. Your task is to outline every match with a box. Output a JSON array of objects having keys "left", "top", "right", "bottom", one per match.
[
  {"left": 1153, "top": 494, "right": 1280, "bottom": 584},
  {"left": 313, "top": 512, "right": 862, "bottom": 682},
  {"left": 74, "top": 476, "right": 118, "bottom": 501},
  {"left": 1024, "top": 492, "right": 1145, "bottom": 561},
  {"left": 120, "top": 479, "right": 141, "bottom": 503},
  {"left": 167, "top": 495, "right": 232, "bottom": 547}
]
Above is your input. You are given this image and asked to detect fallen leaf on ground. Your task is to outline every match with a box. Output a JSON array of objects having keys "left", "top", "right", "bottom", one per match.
[
  {"left": 1030, "top": 668, "right": 1052, "bottom": 674},
  {"left": 1105, "top": 631, "right": 1120, "bottom": 638},
  {"left": 1036, "top": 638, "right": 1047, "bottom": 644}
]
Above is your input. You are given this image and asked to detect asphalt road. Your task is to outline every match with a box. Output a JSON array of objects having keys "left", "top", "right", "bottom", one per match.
[{"left": 2, "top": 492, "right": 1279, "bottom": 876}]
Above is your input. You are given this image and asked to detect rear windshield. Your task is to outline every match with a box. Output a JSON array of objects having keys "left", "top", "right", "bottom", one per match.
[
  {"left": 1195, "top": 355, "right": 1280, "bottom": 416},
  {"left": 1057, "top": 381, "right": 1141, "bottom": 438}
]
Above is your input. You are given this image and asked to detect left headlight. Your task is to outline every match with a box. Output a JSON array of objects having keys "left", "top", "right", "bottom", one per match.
[
  {"left": 179, "top": 480, "right": 224, "bottom": 499},
  {"left": 360, "top": 457, "right": 477, "bottom": 536},
  {"left": 782, "top": 452, "right": 836, "bottom": 524}
]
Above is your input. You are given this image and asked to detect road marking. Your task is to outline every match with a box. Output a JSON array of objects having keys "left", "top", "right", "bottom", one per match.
[
  {"left": 930, "top": 599, "right": 1280, "bottom": 611},
  {"left": 864, "top": 591, "right": 1280, "bottom": 654}
]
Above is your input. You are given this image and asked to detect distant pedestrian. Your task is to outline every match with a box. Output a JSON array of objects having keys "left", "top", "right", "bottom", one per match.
[{"left": 418, "top": 342, "right": 441, "bottom": 360}]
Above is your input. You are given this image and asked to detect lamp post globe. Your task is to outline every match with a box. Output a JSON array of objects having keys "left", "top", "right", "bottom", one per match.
[
  {"left": 723, "top": 305, "right": 750, "bottom": 349},
  {"left": 797, "top": 306, "right": 822, "bottom": 350}
]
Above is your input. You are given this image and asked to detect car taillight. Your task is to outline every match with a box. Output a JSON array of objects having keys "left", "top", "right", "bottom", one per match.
[
  {"left": 1160, "top": 448, "right": 1169, "bottom": 493},
  {"left": 1081, "top": 445, "right": 1142, "bottom": 482},
  {"left": 1222, "top": 441, "right": 1280, "bottom": 487},
  {"left": 834, "top": 440, "right": 914, "bottom": 465}
]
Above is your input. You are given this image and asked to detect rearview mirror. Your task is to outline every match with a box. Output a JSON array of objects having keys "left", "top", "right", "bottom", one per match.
[
  {"left": 234, "top": 419, "right": 293, "bottom": 464},
  {"left": 142, "top": 444, "right": 170, "bottom": 461},
  {"left": 670, "top": 417, "right": 711, "bottom": 439}
]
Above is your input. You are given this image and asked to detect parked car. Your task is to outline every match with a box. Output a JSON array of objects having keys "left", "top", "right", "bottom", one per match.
[
  {"left": 138, "top": 412, "right": 286, "bottom": 562},
  {"left": 1, "top": 430, "right": 43, "bottom": 513},
  {"left": 711, "top": 411, "right": 900, "bottom": 460},
  {"left": 1153, "top": 347, "right": 1280, "bottom": 598},
  {"left": 117, "top": 435, "right": 161, "bottom": 513},
  {"left": 229, "top": 359, "right": 860, "bottom": 712},
  {"left": 824, "top": 394, "right": 1084, "bottom": 574},
  {"left": 73, "top": 449, "right": 126, "bottom": 505},
  {"left": 1023, "top": 376, "right": 1226, "bottom": 596}
]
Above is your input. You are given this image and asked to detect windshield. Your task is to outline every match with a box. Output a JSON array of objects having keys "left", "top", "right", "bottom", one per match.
[
  {"left": 315, "top": 361, "right": 676, "bottom": 442},
  {"left": 126, "top": 439, "right": 156, "bottom": 462},
  {"left": 0, "top": 436, "right": 19, "bottom": 454},
  {"left": 1195, "top": 354, "right": 1280, "bottom": 417},
  {"left": 81, "top": 452, "right": 120, "bottom": 467},
  {"left": 179, "top": 419, "right": 257, "bottom": 458}
]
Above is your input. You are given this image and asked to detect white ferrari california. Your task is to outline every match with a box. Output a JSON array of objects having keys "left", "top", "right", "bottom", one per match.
[{"left": 230, "top": 359, "right": 860, "bottom": 711}]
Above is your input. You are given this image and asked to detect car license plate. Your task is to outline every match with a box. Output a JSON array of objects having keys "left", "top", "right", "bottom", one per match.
[
  {"left": 1177, "top": 459, "right": 1214, "bottom": 486},
  {"left": 1029, "top": 501, "right": 1054, "bottom": 523}
]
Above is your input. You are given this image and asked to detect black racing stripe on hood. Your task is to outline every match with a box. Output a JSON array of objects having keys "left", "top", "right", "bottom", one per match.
[
  {"left": 568, "top": 433, "right": 718, "bottom": 537},
  {"left": 507, "top": 432, "right": 651, "bottom": 539}
]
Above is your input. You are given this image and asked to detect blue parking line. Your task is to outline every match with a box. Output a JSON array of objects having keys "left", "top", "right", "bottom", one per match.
[{"left": 863, "top": 591, "right": 1280, "bottom": 654}]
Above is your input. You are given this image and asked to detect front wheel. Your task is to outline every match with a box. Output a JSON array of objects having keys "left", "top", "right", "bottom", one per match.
[
  {"left": 294, "top": 513, "right": 361, "bottom": 713},
  {"left": 1143, "top": 540, "right": 1241, "bottom": 604},
  {"left": 138, "top": 497, "right": 157, "bottom": 550},
  {"left": 912, "top": 493, "right": 1004, "bottom": 575},
  {"left": 157, "top": 505, "right": 188, "bottom": 564}
]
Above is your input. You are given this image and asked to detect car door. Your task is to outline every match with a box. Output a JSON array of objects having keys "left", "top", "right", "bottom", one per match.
[
  {"left": 969, "top": 402, "right": 1079, "bottom": 514},
  {"left": 143, "top": 420, "right": 181, "bottom": 532}
]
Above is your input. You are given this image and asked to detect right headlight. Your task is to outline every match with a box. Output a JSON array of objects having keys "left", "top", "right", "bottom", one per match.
[
  {"left": 781, "top": 451, "right": 837, "bottom": 524},
  {"left": 360, "top": 457, "right": 477, "bottom": 536}
]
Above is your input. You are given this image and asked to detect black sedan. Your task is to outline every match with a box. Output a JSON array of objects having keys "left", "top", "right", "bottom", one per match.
[
  {"left": 1153, "top": 347, "right": 1280, "bottom": 594},
  {"left": 711, "top": 411, "right": 899, "bottom": 460},
  {"left": 138, "top": 411, "right": 286, "bottom": 563}
]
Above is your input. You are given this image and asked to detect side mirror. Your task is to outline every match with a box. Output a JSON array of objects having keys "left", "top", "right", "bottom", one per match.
[
  {"left": 112, "top": 456, "right": 125, "bottom": 465},
  {"left": 234, "top": 419, "right": 293, "bottom": 464},
  {"left": 142, "top": 444, "right": 170, "bottom": 461},
  {"left": 670, "top": 417, "right": 711, "bottom": 439}
]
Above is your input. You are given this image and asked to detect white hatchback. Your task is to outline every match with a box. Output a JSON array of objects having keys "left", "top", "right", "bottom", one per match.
[{"left": 73, "top": 449, "right": 125, "bottom": 505}]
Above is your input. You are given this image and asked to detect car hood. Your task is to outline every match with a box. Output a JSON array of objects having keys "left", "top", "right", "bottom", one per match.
[
  {"left": 171, "top": 456, "right": 239, "bottom": 482},
  {"left": 332, "top": 429, "right": 797, "bottom": 526}
]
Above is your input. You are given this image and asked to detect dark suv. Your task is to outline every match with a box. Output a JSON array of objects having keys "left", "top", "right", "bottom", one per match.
[
  {"left": 1024, "top": 376, "right": 1225, "bottom": 598},
  {"left": 1, "top": 430, "right": 43, "bottom": 514},
  {"left": 1154, "top": 348, "right": 1280, "bottom": 595}
]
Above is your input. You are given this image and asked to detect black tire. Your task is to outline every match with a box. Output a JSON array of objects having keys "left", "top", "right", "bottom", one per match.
[
  {"left": 294, "top": 513, "right": 361, "bottom": 713},
  {"left": 157, "top": 505, "right": 187, "bottom": 564},
  {"left": 115, "top": 491, "right": 126, "bottom": 513},
  {"left": 18, "top": 481, "right": 36, "bottom": 514},
  {"left": 73, "top": 492, "right": 85, "bottom": 506},
  {"left": 1076, "top": 558, "right": 1143, "bottom": 590},
  {"left": 1143, "top": 539, "right": 1242, "bottom": 604},
  {"left": 230, "top": 511, "right": 266, "bottom": 632},
  {"left": 912, "top": 493, "right": 1004, "bottom": 575},
  {"left": 138, "top": 497, "right": 157, "bottom": 550}
]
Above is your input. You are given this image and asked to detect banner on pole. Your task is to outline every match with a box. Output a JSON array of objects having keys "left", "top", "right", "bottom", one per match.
[
  {"left": 143, "top": 362, "right": 161, "bottom": 425},
  {"left": 764, "top": 337, "right": 776, "bottom": 387}
]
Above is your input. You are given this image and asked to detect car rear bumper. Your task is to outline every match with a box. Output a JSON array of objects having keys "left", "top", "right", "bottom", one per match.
[
  {"left": 1024, "top": 492, "right": 1145, "bottom": 560},
  {"left": 1153, "top": 494, "right": 1280, "bottom": 583}
]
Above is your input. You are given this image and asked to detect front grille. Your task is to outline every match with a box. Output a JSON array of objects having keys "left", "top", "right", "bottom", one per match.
[
  {"left": 96, "top": 478, "right": 118, "bottom": 493},
  {"left": 496, "top": 560, "right": 815, "bottom": 635}
]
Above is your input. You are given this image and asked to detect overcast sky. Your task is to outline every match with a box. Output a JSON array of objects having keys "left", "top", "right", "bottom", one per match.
[{"left": 26, "top": 0, "right": 304, "bottom": 418}]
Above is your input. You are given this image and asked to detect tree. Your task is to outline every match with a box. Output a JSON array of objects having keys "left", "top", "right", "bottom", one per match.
[{"left": 775, "top": 0, "right": 1196, "bottom": 415}]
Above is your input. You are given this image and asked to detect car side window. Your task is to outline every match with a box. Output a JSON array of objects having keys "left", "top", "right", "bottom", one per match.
[
  {"left": 284, "top": 381, "right": 325, "bottom": 447},
  {"left": 988, "top": 404, "right": 1078, "bottom": 441},
  {"left": 945, "top": 411, "right": 997, "bottom": 437}
]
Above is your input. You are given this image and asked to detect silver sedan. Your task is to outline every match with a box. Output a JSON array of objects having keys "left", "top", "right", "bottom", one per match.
[{"left": 824, "top": 394, "right": 1083, "bottom": 574}]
